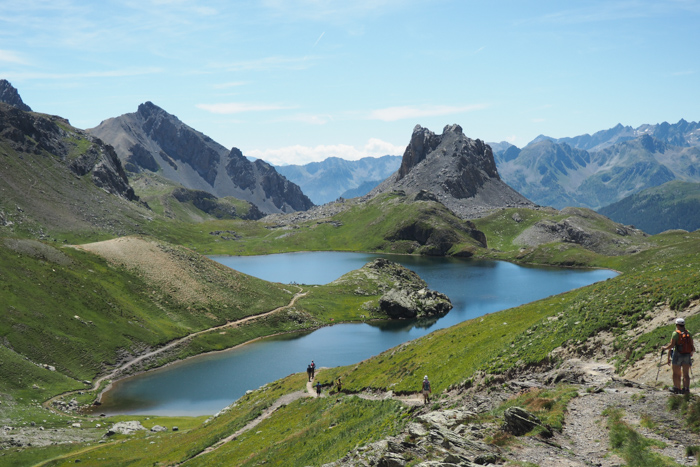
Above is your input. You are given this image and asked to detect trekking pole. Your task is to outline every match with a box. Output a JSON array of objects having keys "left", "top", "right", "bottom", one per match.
[{"left": 655, "top": 349, "right": 665, "bottom": 383}]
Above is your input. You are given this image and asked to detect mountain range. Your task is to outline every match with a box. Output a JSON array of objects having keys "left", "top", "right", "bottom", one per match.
[
  {"left": 274, "top": 155, "right": 401, "bottom": 205},
  {"left": 88, "top": 102, "right": 313, "bottom": 215},
  {"left": 492, "top": 120, "right": 700, "bottom": 211}
]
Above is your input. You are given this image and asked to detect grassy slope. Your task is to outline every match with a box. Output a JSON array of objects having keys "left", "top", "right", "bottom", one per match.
[
  {"left": 179, "top": 192, "right": 485, "bottom": 256},
  {"left": 20, "top": 227, "right": 700, "bottom": 466}
]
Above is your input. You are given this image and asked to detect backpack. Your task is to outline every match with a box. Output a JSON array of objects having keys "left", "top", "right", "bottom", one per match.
[
  {"left": 423, "top": 380, "right": 430, "bottom": 391},
  {"left": 676, "top": 329, "right": 694, "bottom": 354}
]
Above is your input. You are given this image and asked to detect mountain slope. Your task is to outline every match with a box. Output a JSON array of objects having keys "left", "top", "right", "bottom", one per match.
[
  {"left": 275, "top": 155, "right": 401, "bottom": 204},
  {"left": 598, "top": 180, "right": 700, "bottom": 234},
  {"left": 372, "top": 124, "right": 533, "bottom": 218},
  {"left": 0, "top": 102, "right": 149, "bottom": 242},
  {"left": 88, "top": 102, "right": 313, "bottom": 215}
]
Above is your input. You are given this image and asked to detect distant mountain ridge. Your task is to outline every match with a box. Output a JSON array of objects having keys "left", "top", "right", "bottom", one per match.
[
  {"left": 598, "top": 180, "right": 700, "bottom": 235},
  {"left": 372, "top": 124, "right": 533, "bottom": 218},
  {"left": 88, "top": 102, "right": 313, "bottom": 215},
  {"left": 275, "top": 155, "right": 401, "bottom": 204},
  {"left": 492, "top": 119, "right": 700, "bottom": 210}
]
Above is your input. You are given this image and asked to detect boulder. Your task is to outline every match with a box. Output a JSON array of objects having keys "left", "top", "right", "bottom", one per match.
[
  {"left": 106, "top": 421, "right": 147, "bottom": 436},
  {"left": 502, "top": 406, "right": 542, "bottom": 436}
]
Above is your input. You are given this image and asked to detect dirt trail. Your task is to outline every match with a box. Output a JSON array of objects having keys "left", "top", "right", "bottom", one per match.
[
  {"left": 183, "top": 390, "right": 308, "bottom": 464},
  {"left": 43, "top": 289, "right": 308, "bottom": 413}
]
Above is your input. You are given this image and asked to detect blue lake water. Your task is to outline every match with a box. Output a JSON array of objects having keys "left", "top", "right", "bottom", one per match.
[{"left": 97, "top": 252, "right": 617, "bottom": 416}]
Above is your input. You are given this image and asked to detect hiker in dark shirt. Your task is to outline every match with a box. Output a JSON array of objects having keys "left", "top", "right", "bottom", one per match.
[
  {"left": 307, "top": 364, "right": 312, "bottom": 382},
  {"left": 421, "top": 375, "right": 431, "bottom": 404},
  {"left": 311, "top": 360, "right": 316, "bottom": 379},
  {"left": 316, "top": 381, "right": 322, "bottom": 397}
]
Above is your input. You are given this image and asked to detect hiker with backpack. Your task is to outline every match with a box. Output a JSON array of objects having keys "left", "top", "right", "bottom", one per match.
[
  {"left": 421, "top": 375, "right": 431, "bottom": 404},
  {"left": 664, "top": 317, "right": 695, "bottom": 394}
]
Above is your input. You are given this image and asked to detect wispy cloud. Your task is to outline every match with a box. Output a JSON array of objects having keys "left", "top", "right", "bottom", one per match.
[
  {"left": 260, "top": 0, "right": 419, "bottom": 22},
  {"left": 0, "top": 49, "right": 29, "bottom": 65},
  {"left": 212, "top": 81, "right": 249, "bottom": 89},
  {"left": 368, "top": 104, "right": 489, "bottom": 122},
  {"left": 313, "top": 32, "right": 326, "bottom": 47},
  {"left": 1, "top": 67, "right": 163, "bottom": 81},
  {"left": 530, "top": 1, "right": 699, "bottom": 25},
  {"left": 214, "top": 56, "right": 319, "bottom": 72},
  {"left": 247, "top": 138, "right": 405, "bottom": 165},
  {"left": 196, "top": 102, "right": 295, "bottom": 114},
  {"left": 273, "top": 113, "right": 333, "bottom": 125}
]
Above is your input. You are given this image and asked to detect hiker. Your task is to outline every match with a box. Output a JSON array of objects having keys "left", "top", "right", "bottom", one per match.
[
  {"left": 311, "top": 360, "right": 316, "bottom": 379},
  {"left": 664, "top": 317, "right": 695, "bottom": 394},
  {"left": 307, "top": 364, "right": 312, "bottom": 382},
  {"left": 421, "top": 375, "right": 431, "bottom": 404},
  {"left": 336, "top": 377, "right": 342, "bottom": 392},
  {"left": 316, "top": 381, "right": 322, "bottom": 397}
]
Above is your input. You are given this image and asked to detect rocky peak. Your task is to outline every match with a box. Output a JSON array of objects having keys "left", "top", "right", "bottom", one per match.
[
  {"left": 0, "top": 79, "right": 32, "bottom": 112},
  {"left": 398, "top": 125, "right": 441, "bottom": 179},
  {"left": 137, "top": 101, "right": 164, "bottom": 119},
  {"left": 373, "top": 124, "right": 533, "bottom": 218}
]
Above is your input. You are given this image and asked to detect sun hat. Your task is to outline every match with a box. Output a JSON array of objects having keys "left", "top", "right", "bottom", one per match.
[
  {"left": 424, "top": 375, "right": 428, "bottom": 380},
  {"left": 676, "top": 318, "right": 685, "bottom": 325}
]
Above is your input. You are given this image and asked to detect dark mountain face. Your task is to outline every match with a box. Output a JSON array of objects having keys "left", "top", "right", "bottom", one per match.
[
  {"left": 88, "top": 102, "right": 313, "bottom": 215},
  {"left": 372, "top": 124, "right": 533, "bottom": 218},
  {"left": 0, "top": 80, "right": 32, "bottom": 112}
]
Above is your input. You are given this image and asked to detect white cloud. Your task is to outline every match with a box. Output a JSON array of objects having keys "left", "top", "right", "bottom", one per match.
[
  {"left": 0, "top": 49, "right": 29, "bottom": 65},
  {"left": 247, "top": 138, "right": 405, "bottom": 165},
  {"left": 196, "top": 102, "right": 295, "bottom": 114},
  {"left": 368, "top": 104, "right": 489, "bottom": 122},
  {"left": 273, "top": 113, "right": 333, "bottom": 125}
]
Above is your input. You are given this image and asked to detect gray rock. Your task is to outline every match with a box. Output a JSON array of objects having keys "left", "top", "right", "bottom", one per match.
[
  {"left": 502, "top": 406, "right": 543, "bottom": 436},
  {"left": 106, "top": 421, "right": 146, "bottom": 436},
  {"left": 150, "top": 425, "right": 167, "bottom": 432},
  {"left": 418, "top": 409, "right": 476, "bottom": 429},
  {"left": 378, "top": 452, "right": 407, "bottom": 467}
]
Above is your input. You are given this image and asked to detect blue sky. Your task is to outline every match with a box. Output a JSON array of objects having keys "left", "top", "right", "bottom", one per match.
[{"left": 1, "top": 0, "right": 699, "bottom": 165}]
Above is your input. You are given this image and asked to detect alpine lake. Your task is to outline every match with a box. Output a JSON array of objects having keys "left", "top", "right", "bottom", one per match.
[{"left": 97, "top": 252, "right": 617, "bottom": 416}]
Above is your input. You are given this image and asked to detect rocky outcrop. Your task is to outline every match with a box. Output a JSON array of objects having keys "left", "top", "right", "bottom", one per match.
[
  {"left": 88, "top": 102, "right": 313, "bottom": 215},
  {"left": 379, "top": 287, "right": 452, "bottom": 319},
  {"left": 0, "top": 103, "right": 136, "bottom": 201},
  {"left": 366, "top": 258, "right": 453, "bottom": 319},
  {"left": 171, "top": 187, "right": 263, "bottom": 220},
  {"left": 0, "top": 79, "right": 32, "bottom": 112},
  {"left": 372, "top": 124, "right": 533, "bottom": 219}
]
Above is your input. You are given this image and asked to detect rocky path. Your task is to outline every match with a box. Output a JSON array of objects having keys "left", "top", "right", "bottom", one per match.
[{"left": 43, "top": 289, "right": 308, "bottom": 414}]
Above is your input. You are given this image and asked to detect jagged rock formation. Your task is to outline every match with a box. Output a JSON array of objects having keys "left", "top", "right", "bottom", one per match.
[
  {"left": 371, "top": 124, "right": 533, "bottom": 219},
  {"left": 0, "top": 79, "right": 32, "bottom": 112},
  {"left": 88, "top": 102, "right": 313, "bottom": 214}
]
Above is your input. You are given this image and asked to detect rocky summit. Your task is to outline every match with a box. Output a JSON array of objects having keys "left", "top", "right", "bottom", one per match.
[
  {"left": 88, "top": 102, "right": 313, "bottom": 215},
  {"left": 372, "top": 124, "right": 533, "bottom": 218},
  {"left": 0, "top": 79, "right": 32, "bottom": 112}
]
